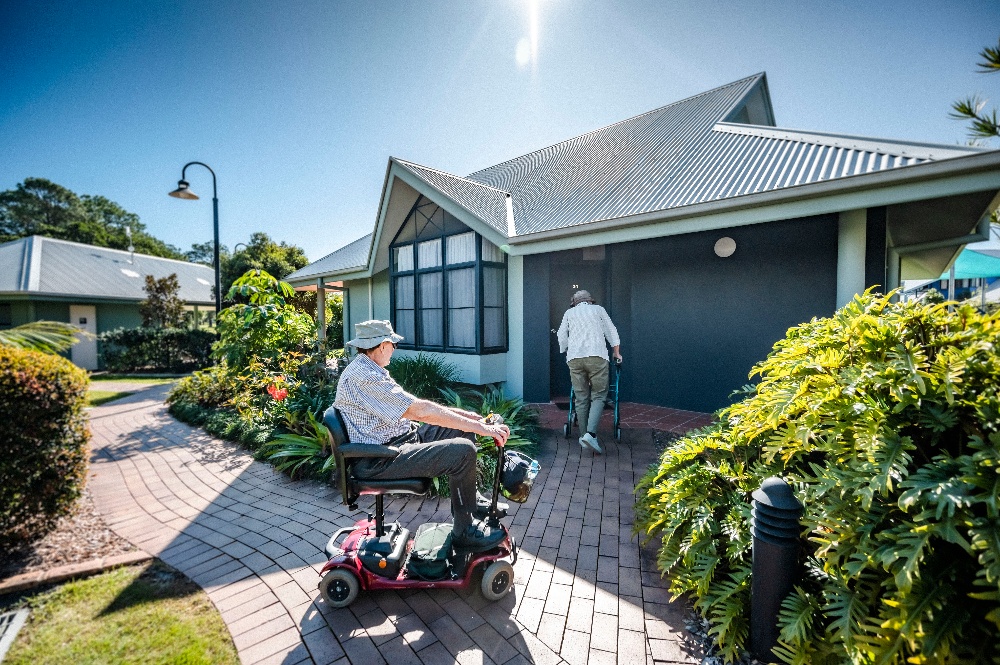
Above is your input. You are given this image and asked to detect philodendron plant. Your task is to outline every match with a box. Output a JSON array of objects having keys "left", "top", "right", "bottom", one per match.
[{"left": 635, "top": 290, "right": 1000, "bottom": 664}]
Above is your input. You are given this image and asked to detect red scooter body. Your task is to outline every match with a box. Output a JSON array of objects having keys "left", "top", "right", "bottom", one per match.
[{"left": 320, "top": 517, "right": 515, "bottom": 592}]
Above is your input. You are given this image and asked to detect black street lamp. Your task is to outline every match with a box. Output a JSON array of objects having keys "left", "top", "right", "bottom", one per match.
[{"left": 169, "top": 162, "right": 221, "bottom": 314}]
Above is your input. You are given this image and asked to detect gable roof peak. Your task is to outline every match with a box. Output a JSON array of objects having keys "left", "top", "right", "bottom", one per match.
[{"left": 466, "top": 72, "right": 767, "bottom": 180}]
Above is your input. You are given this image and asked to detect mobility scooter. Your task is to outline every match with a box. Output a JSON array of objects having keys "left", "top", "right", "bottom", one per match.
[{"left": 317, "top": 408, "right": 534, "bottom": 608}]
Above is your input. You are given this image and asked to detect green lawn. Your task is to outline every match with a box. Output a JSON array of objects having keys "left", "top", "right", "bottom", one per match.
[
  {"left": 86, "top": 390, "right": 132, "bottom": 407},
  {"left": 89, "top": 375, "right": 179, "bottom": 384},
  {"left": 6, "top": 561, "right": 239, "bottom": 665}
]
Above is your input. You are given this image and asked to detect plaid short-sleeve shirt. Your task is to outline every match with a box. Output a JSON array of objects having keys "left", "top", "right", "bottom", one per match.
[{"left": 333, "top": 353, "right": 417, "bottom": 445}]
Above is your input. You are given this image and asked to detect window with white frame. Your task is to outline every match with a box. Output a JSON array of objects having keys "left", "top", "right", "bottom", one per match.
[{"left": 390, "top": 196, "right": 507, "bottom": 353}]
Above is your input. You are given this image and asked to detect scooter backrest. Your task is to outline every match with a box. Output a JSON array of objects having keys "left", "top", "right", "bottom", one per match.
[
  {"left": 321, "top": 406, "right": 351, "bottom": 505},
  {"left": 322, "top": 406, "right": 350, "bottom": 450}
]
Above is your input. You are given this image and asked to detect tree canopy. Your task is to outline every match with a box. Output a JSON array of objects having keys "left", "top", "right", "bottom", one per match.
[
  {"left": 140, "top": 274, "right": 186, "bottom": 328},
  {"left": 185, "top": 240, "right": 227, "bottom": 267},
  {"left": 0, "top": 178, "right": 185, "bottom": 259},
  {"left": 218, "top": 232, "right": 309, "bottom": 297}
]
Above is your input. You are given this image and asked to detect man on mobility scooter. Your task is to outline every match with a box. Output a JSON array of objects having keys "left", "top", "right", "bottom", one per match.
[{"left": 318, "top": 320, "right": 534, "bottom": 608}]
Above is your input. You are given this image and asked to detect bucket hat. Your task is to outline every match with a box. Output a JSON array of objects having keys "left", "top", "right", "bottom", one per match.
[
  {"left": 346, "top": 320, "right": 404, "bottom": 349},
  {"left": 570, "top": 289, "right": 595, "bottom": 307}
]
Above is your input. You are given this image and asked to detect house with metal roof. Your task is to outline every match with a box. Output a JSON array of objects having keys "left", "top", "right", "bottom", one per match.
[
  {"left": 286, "top": 73, "right": 1000, "bottom": 412},
  {"left": 0, "top": 235, "right": 215, "bottom": 369}
]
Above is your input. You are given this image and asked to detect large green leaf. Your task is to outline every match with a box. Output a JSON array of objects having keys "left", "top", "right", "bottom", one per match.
[{"left": 0, "top": 320, "right": 88, "bottom": 353}]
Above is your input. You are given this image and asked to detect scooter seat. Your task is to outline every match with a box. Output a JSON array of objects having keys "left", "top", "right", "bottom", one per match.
[{"left": 352, "top": 477, "right": 431, "bottom": 496}]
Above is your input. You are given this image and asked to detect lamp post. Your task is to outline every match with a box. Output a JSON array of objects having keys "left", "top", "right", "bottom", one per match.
[{"left": 169, "top": 162, "right": 221, "bottom": 314}]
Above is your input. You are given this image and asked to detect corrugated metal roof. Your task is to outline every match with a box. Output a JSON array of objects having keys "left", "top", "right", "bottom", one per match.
[
  {"left": 294, "top": 72, "right": 992, "bottom": 277},
  {"left": 468, "top": 75, "right": 762, "bottom": 234},
  {"left": 0, "top": 238, "right": 29, "bottom": 291},
  {"left": 395, "top": 159, "right": 510, "bottom": 236},
  {"left": 462, "top": 73, "right": 984, "bottom": 235},
  {"left": 285, "top": 233, "right": 372, "bottom": 281},
  {"left": 0, "top": 236, "right": 215, "bottom": 303}
]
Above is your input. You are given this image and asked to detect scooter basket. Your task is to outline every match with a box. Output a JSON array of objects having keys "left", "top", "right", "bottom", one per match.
[{"left": 501, "top": 450, "right": 540, "bottom": 503}]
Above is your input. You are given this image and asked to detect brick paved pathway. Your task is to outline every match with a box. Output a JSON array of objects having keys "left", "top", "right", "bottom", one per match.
[{"left": 87, "top": 385, "right": 706, "bottom": 665}]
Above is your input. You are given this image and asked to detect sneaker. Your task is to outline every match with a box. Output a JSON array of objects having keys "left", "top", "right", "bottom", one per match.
[
  {"left": 580, "top": 432, "right": 603, "bottom": 454},
  {"left": 453, "top": 520, "right": 507, "bottom": 552},
  {"left": 473, "top": 492, "right": 509, "bottom": 520}
]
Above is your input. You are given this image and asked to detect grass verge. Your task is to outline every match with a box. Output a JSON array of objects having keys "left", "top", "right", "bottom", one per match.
[
  {"left": 86, "top": 390, "right": 132, "bottom": 407},
  {"left": 5, "top": 560, "right": 239, "bottom": 665},
  {"left": 89, "top": 375, "right": 179, "bottom": 384}
]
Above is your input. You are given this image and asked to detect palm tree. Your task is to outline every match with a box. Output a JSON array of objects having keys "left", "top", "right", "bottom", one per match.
[
  {"left": 0, "top": 321, "right": 89, "bottom": 353},
  {"left": 951, "top": 39, "right": 1000, "bottom": 140}
]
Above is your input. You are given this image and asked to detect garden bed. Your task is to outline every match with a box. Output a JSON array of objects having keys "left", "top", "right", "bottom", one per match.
[{"left": 0, "top": 488, "right": 136, "bottom": 581}]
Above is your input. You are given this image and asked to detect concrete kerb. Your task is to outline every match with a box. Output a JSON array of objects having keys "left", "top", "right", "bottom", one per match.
[{"left": 0, "top": 551, "right": 154, "bottom": 596}]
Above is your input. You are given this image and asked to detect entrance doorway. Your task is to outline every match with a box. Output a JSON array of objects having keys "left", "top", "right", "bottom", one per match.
[
  {"left": 69, "top": 304, "right": 98, "bottom": 370},
  {"left": 547, "top": 247, "right": 608, "bottom": 400}
]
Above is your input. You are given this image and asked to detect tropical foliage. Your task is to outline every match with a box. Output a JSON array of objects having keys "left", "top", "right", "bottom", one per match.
[
  {"left": 213, "top": 269, "right": 315, "bottom": 369},
  {"left": 0, "top": 320, "right": 85, "bottom": 353},
  {"left": 258, "top": 411, "right": 336, "bottom": 480},
  {"left": 168, "top": 270, "right": 339, "bottom": 454},
  {"left": 387, "top": 353, "right": 460, "bottom": 400},
  {"left": 635, "top": 291, "right": 1000, "bottom": 664},
  {"left": 288, "top": 291, "right": 345, "bottom": 348}
]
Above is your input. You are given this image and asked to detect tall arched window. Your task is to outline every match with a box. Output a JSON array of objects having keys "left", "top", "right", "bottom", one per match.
[{"left": 390, "top": 196, "right": 507, "bottom": 354}]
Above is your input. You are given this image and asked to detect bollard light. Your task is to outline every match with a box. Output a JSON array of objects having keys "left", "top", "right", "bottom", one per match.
[{"left": 750, "top": 476, "right": 804, "bottom": 661}]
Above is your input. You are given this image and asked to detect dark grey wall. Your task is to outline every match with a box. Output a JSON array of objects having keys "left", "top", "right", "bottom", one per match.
[
  {"left": 625, "top": 215, "right": 838, "bottom": 412},
  {"left": 522, "top": 254, "right": 551, "bottom": 403},
  {"left": 523, "top": 214, "right": 840, "bottom": 413}
]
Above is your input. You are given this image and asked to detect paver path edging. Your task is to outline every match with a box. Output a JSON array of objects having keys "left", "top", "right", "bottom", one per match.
[{"left": 86, "top": 385, "right": 701, "bottom": 665}]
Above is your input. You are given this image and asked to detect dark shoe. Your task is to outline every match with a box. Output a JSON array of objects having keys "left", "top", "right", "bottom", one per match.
[
  {"left": 473, "top": 492, "right": 509, "bottom": 520},
  {"left": 453, "top": 520, "right": 507, "bottom": 552}
]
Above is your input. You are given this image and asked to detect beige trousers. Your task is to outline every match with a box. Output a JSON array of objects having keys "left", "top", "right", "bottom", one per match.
[{"left": 568, "top": 356, "right": 609, "bottom": 436}]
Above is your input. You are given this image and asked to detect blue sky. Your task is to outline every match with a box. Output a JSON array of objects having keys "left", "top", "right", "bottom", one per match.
[{"left": 2, "top": 0, "right": 998, "bottom": 261}]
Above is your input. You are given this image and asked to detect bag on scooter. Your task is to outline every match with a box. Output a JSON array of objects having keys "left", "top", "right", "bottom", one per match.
[
  {"left": 501, "top": 450, "right": 540, "bottom": 503},
  {"left": 406, "top": 522, "right": 452, "bottom": 580}
]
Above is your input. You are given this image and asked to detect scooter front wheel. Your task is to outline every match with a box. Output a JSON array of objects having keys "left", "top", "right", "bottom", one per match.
[
  {"left": 319, "top": 568, "right": 360, "bottom": 608},
  {"left": 480, "top": 560, "right": 514, "bottom": 601}
]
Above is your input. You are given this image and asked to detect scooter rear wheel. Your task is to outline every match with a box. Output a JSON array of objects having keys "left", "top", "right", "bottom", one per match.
[
  {"left": 480, "top": 560, "right": 514, "bottom": 601},
  {"left": 319, "top": 568, "right": 359, "bottom": 608}
]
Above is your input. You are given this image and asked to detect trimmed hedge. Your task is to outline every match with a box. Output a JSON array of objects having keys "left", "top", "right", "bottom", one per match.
[
  {"left": 0, "top": 345, "right": 90, "bottom": 547},
  {"left": 99, "top": 327, "right": 217, "bottom": 373}
]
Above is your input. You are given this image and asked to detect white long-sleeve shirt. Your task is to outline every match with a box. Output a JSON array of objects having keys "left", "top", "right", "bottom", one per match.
[{"left": 557, "top": 302, "right": 620, "bottom": 363}]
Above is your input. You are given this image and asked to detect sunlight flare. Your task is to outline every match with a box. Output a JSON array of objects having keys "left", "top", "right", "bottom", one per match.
[{"left": 515, "top": 0, "right": 541, "bottom": 68}]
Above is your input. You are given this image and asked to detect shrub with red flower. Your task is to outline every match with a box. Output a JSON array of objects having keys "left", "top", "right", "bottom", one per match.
[{"left": 266, "top": 383, "right": 288, "bottom": 401}]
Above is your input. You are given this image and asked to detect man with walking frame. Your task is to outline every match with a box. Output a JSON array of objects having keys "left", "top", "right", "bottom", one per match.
[{"left": 557, "top": 290, "right": 622, "bottom": 454}]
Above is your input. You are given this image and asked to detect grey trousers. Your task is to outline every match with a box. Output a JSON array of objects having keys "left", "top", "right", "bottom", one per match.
[
  {"left": 568, "top": 356, "right": 610, "bottom": 436},
  {"left": 351, "top": 425, "right": 478, "bottom": 533}
]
